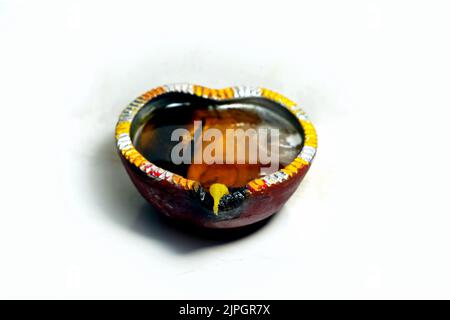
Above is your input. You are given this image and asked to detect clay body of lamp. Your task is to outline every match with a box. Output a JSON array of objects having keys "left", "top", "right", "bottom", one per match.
[{"left": 115, "top": 84, "right": 317, "bottom": 229}]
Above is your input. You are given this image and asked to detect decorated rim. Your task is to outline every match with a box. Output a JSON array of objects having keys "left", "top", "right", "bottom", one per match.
[{"left": 115, "top": 84, "right": 317, "bottom": 194}]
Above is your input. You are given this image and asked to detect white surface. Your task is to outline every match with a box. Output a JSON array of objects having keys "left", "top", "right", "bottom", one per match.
[{"left": 1, "top": 0, "right": 450, "bottom": 299}]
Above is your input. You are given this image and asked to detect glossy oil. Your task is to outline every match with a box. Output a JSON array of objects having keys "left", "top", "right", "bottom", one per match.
[{"left": 133, "top": 97, "right": 302, "bottom": 188}]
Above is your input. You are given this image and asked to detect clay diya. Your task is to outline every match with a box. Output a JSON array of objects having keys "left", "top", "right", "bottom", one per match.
[{"left": 115, "top": 84, "right": 317, "bottom": 229}]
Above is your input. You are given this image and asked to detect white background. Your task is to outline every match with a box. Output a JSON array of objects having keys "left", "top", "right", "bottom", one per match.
[{"left": 1, "top": 0, "right": 449, "bottom": 299}]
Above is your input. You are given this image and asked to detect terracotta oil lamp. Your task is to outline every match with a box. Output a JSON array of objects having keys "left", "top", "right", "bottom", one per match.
[{"left": 115, "top": 84, "right": 317, "bottom": 229}]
